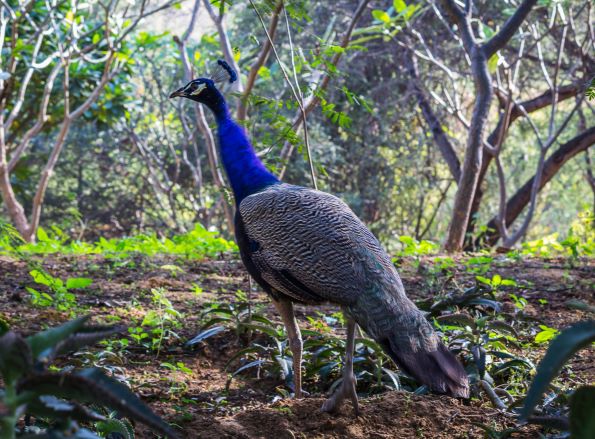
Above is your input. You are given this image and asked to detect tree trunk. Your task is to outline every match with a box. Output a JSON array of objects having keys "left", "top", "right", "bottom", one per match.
[{"left": 443, "top": 46, "right": 492, "bottom": 252}]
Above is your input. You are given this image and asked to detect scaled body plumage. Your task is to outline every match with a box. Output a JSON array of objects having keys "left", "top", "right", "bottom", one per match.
[{"left": 170, "top": 61, "right": 469, "bottom": 413}]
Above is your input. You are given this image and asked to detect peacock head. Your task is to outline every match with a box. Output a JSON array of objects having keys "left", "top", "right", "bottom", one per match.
[{"left": 169, "top": 59, "right": 237, "bottom": 106}]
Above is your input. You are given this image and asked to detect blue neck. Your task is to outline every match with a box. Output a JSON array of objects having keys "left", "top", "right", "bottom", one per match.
[{"left": 205, "top": 93, "right": 280, "bottom": 204}]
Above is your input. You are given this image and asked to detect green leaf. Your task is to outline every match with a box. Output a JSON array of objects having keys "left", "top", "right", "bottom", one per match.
[
  {"left": 240, "top": 323, "right": 282, "bottom": 338},
  {"left": 520, "top": 321, "right": 595, "bottom": 421},
  {"left": 436, "top": 313, "right": 476, "bottom": 328},
  {"left": 257, "top": 65, "right": 270, "bottom": 79},
  {"left": 476, "top": 275, "right": 491, "bottom": 285},
  {"left": 570, "top": 386, "right": 595, "bottom": 438},
  {"left": 186, "top": 326, "right": 225, "bottom": 346},
  {"left": 372, "top": 9, "right": 390, "bottom": 24},
  {"left": 66, "top": 277, "right": 93, "bottom": 289},
  {"left": 488, "top": 53, "right": 500, "bottom": 73},
  {"left": 482, "top": 24, "right": 495, "bottom": 39},
  {"left": 393, "top": 0, "right": 407, "bottom": 13},
  {"left": 30, "top": 269, "right": 56, "bottom": 288},
  {"left": 0, "top": 331, "right": 33, "bottom": 383},
  {"left": 37, "top": 226, "right": 50, "bottom": 242},
  {"left": 96, "top": 418, "right": 135, "bottom": 439},
  {"left": 27, "top": 315, "right": 90, "bottom": 359},
  {"left": 487, "top": 321, "right": 518, "bottom": 337},
  {"left": 52, "top": 325, "right": 124, "bottom": 358},
  {"left": 534, "top": 325, "right": 559, "bottom": 343},
  {"left": 18, "top": 369, "right": 179, "bottom": 438},
  {"left": 26, "top": 395, "right": 106, "bottom": 423}
]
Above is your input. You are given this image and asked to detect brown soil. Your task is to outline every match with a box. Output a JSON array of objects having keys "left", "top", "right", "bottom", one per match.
[{"left": 0, "top": 253, "right": 593, "bottom": 438}]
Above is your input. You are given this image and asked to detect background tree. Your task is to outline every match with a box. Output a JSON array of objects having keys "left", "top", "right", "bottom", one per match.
[
  {"left": 2, "top": 0, "right": 592, "bottom": 251},
  {"left": 0, "top": 0, "right": 176, "bottom": 241},
  {"left": 397, "top": 0, "right": 593, "bottom": 251}
]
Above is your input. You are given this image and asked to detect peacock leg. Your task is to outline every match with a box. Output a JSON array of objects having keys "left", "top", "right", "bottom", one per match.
[
  {"left": 321, "top": 316, "right": 359, "bottom": 416},
  {"left": 273, "top": 297, "right": 303, "bottom": 398}
]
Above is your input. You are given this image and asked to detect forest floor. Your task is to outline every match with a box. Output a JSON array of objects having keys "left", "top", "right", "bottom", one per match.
[{"left": 0, "top": 253, "right": 593, "bottom": 438}]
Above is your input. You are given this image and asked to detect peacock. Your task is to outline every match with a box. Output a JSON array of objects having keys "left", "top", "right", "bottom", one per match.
[{"left": 170, "top": 60, "right": 469, "bottom": 414}]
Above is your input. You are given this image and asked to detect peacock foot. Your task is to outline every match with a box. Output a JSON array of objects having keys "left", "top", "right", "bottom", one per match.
[
  {"left": 321, "top": 373, "right": 359, "bottom": 416},
  {"left": 290, "top": 387, "right": 310, "bottom": 399}
]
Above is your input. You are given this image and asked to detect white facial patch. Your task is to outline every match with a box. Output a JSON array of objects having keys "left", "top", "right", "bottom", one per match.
[{"left": 190, "top": 83, "right": 207, "bottom": 96}]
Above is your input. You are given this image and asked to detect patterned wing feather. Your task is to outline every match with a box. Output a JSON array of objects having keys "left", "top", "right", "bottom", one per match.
[{"left": 238, "top": 184, "right": 399, "bottom": 305}]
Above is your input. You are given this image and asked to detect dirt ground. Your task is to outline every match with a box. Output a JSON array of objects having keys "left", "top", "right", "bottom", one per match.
[{"left": 0, "top": 253, "right": 593, "bottom": 438}]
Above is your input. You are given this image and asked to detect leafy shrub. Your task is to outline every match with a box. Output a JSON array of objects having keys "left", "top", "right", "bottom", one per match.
[
  {"left": 395, "top": 235, "right": 439, "bottom": 257},
  {"left": 0, "top": 224, "right": 237, "bottom": 259},
  {"left": 0, "top": 316, "right": 178, "bottom": 439}
]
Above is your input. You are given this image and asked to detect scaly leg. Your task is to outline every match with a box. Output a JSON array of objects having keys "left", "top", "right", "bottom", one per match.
[
  {"left": 273, "top": 297, "right": 303, "bottom": 398},
  {"left": 321, "top": 315, "right": 359, "bottom": 416}
]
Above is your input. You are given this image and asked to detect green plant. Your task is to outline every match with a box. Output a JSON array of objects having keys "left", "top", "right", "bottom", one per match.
[
  {"left": 520, "top": 320, "right": 595, "bottom": 437},
  {"left": 0, "top": 316, "right": 178, "bottom": 439},
  {"left": 464, "top": 256, "right": 493, "bottom": 275},
  {"left": 396, "top": 235, "right": 439, "bottom": 257},
  {"left": 26, "top": 269, "right": 92, "bottom": 312},
  {"left": 475, "top": 274, "right": 517, "bottom": 293},
  {"left": 196, "top": 290, "right": 270, "bottom": 340},
  {"left": 533, "top": 325, "right": 559, "bottom": 344},
  {"left": 435, "top": 312, "right": 524, "bottom": 384},
  {"left": 130, "top": 288, "right": 182, "bottom": 355},
  {"left": 422, "top": 284, "right": 542, "bottom": 408},
  {"left": 0, "top": 224, "right": 237, "bottom": 260},
  {"left": 221, "top": 314, "right": 408, "bottom": 398}
]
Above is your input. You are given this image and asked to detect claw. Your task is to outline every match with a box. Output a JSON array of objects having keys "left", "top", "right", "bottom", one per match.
[{"left": 321, "top": 375, "right": 359, "bottom": 416}]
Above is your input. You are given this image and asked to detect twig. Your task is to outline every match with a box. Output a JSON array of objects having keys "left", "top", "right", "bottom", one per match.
[{"left": 248, "top": 0, "right": 317, "bottom": 189}]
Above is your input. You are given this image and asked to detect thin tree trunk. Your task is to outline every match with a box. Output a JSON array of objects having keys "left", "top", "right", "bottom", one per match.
[
  {"left": 174, "top": 2, "right": 235, "bottom": 234},
  {"left": 438, "top": 0, "right": 538, "bottom": 252},
  {"left": 444, "top": 45, "right": 492, "bottom": 252}
]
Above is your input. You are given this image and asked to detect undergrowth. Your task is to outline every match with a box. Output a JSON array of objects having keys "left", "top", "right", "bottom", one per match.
[
  {"left": 0, "top": 222, "right": 237, "bottom": 260},
  {"left": 0, "top": 215, "right": 593, "bottom": 437}
]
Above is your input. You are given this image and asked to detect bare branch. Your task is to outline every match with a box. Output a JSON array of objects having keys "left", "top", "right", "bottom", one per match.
[
  {"left": 7, "top": 62, "right": 62, "bottom": 171},
  {"left": 237, "top": 0, "right": 283, "bottom": 121},
  {"left": 406, "top": 51, "right": 461, "bottom": 181},
  {"left": 484, "top": 126, "right": 595, "bottom": 247},
  {"left": 436, "top": 0, "right": 476, "bottom": 53},
  {"left": 182, "top": 0, "right": 201, "bottom": 43},
  {"left": 203, "top": 0, "right": 243, "bottom": 92},
  {"left": 173, "top": 11, "right": 235, "bottom": 233},
  {"left": 482, "top": 0, "right": 538, "bottom": 58}
]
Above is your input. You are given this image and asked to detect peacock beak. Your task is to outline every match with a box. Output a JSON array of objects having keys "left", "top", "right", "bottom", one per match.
[{"left": 169, "top": 87, "right": 186, "bottom": 98}]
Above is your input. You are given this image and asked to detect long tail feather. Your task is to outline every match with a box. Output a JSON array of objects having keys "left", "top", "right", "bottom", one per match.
[{"left": 348, "top": 288, "right": 469, "bottom": 398}]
